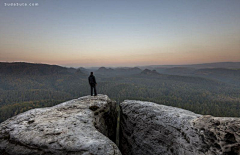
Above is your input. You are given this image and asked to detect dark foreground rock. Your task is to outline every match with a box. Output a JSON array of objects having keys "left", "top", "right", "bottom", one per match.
[
  {"left": 120, "top": 100, "right": 240, "bottom": 155},
  {"left": 0, "top": 95, "right": 121, "bottom": 155}
]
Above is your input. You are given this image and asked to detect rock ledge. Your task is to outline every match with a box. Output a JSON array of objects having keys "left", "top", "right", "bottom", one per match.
[
  {"left": 120, "top": 100, "right": 240, "bottom": 155},
  {"left": 0, "top": 95, "right": 121, "bottom": 155}
]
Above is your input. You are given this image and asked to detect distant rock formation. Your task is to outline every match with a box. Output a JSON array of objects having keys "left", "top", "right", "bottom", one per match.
[
  {"left": 74, "top": 68, "right": 85, "bottom": 75},
  {"left": 140, "top": 69, "right": 159, "bottom": 75},
  {"left": 0, "top": 95, "right": 121, "bottom": 155},
  {"left": 96, "top": 67, "right": 142, "bottom": 76},
  {"left": 115, "top": 67, "right": 142, "bottom": 73},
  {"left": 97, "top": 67, "right": 115, "bottom": 73},
  {"left": 77, "top": 67, "right": 89, "bottom": 75},
  {"left": 120, "top": 100, "right": 240, "bottom": 155}
]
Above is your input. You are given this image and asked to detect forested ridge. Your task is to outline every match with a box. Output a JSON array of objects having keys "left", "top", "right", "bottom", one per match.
[{"left": 0, "top": 62, "right": 240, "bottom": 122}]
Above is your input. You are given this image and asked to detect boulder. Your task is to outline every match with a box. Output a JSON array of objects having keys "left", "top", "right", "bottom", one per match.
[
  {"left": 120, "top": 100, "right": 240, "bottom": 155},
  {"left": 0, "top": 95, "right": 121, "bottom": 155}
]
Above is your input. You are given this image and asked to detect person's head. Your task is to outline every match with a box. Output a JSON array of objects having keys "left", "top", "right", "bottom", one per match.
[{"left": 91, "top": 72, "right": 93, "bottom": 75}]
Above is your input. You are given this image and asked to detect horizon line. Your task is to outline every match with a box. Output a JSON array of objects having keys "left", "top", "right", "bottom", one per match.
[{"left": 1, "top": 61, "right": 240, "bottom": 69}]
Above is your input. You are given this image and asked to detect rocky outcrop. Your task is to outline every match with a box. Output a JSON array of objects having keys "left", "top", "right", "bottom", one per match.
[
  {"left": 0, "top": 95, "right": 121, "bottom": 155},
  {"left": 140, "top": 69, "right": 159, "bottom": 76},
  {"left": 120, "top": 100, "right": 240, "bottom": 155},
  {"left": 1, "top": 95, "right": 239, "bottom": 155}
]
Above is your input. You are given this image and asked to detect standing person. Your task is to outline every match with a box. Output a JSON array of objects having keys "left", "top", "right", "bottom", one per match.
[{"left": 88, "top": 72, "right": 97, "bottom": 96}]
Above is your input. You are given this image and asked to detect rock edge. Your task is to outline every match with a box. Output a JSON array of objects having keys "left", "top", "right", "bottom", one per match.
[{"left": 0, "top": 95, "right": 121, "bottom": 155}]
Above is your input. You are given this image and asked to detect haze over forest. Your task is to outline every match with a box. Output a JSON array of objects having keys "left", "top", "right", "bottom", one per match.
[{"left": 0, "top": 61, "right": 240, "bottom": 123}]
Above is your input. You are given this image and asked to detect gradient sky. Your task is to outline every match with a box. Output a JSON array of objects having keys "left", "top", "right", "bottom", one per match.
[{"left": 0, "top": 0, "right": 240, "bottom": 67}]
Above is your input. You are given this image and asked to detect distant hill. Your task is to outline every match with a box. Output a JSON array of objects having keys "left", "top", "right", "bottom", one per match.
[
  {"left": 161, "top": 67, "right": 196, "bottom": 75},
  {"left": 78, "top": 67, "right": 90, "bottom": 75},
  {"left": 0, "top": 62, "right": 240, "bottom": 123},
  {"left": 0, "top": 62, "right": 73, "bottom": 76},
  {"left": 137, "top": 69, "right": 223, "bottom": 86},
  {"left": 194, "top": 68, "right": 240, "bottom": 76},
  {"left": 188, "top": 62, "right": 240, "bottom": 69},
  {"left": 74, "top": 69, "right": 85, "bottom": 75},
  {"left": 140, "top": 62, "right": 240, "bottom": 70},
  {"left": 115, "top": 67, "right": 142, "bottom": 73},
  {"left": 0, "top": 62, "right": 89, "bottom": 77},
  {"left": 153, "top": 67, "right": 240, "bottom": 86},
  {"left": 96, "top": 67, "right": 142, "bottom": 76},
  {"left": 193, "top": 68, "right": 240, "bottom": 86},
  {"left": 96, "top": 67, "right": 115, "bottom": 73},
  {"left": 66, "top": 67, "right": 78, "bottom": 74},
  {"left": 140, "top": 69, "right": 159, "bottom": 76}
]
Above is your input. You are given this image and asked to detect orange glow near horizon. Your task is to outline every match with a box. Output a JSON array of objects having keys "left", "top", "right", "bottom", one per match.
[{"left": 0, "top": 0, "right": 240, "bottom": 67}]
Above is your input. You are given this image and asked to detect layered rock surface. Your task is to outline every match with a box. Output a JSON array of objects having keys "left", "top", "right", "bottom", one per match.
[
  {"left": 1, "top": 95, "right": 240, "bottom": 155},
  {"left": 120, "top": 100, "right": 240, "bottom": 155},
  {"left": 0, "top": 95, "right": 121, "bottom": 155}
]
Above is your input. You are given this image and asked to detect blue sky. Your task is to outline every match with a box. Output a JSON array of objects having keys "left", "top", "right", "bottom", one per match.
[{"left": 0, "top": 0, "right": 240, "bottom": 67}]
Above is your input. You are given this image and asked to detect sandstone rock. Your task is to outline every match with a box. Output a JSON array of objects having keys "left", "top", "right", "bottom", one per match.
[
  {"left": 120, "top": 100, "right": 240, "bottom": 155},
  {"left": 0, "top": 95, "right": 121, "bottom": 155}
]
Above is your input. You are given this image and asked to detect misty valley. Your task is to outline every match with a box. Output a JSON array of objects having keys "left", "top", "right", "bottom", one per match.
[{"left": 0, "top": 62, "right": 240, "bottom": 123}]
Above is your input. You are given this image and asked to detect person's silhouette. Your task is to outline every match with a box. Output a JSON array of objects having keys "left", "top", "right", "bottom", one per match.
[{"left": 88, "top": 72, "right": 97, "bottom": 96}]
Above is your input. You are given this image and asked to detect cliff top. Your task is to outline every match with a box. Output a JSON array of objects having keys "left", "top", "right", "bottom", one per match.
[{"left": 0, "top": 95, "right": 121, "bottom": 155}]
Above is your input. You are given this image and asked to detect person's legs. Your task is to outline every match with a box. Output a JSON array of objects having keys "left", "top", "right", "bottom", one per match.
[
  {"left": 94, "top": 85, "right": 97, "bottom": 96},
  {"left": 90, "top": 85, "right": 93, "bottom": 96}
]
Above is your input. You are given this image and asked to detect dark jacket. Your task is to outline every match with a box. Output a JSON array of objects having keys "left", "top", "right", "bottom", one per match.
[{"left": 88, "top": 75, "right": 97, "bottom": 85}]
